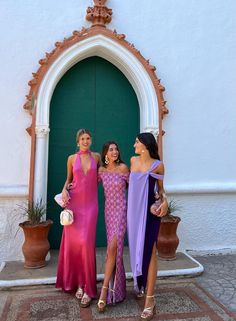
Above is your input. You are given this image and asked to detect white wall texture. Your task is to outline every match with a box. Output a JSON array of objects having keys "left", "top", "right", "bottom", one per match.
[{"left": 0, "top": 0, "right": 236, "bottom": 261}]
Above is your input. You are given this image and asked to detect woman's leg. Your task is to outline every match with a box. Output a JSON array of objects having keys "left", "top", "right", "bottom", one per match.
[
  {"left": 98, "top": 236, "right": 117, "bottom": 305},
  {"left": 144, "top": 243, "right": 157, "bottom": 308}
]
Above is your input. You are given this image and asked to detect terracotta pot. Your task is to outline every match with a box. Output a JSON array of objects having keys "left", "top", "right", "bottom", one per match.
[
  {"left": 19, "top": 220, "right": 53, "bottom": 268},
  {"left": 157, "top": 216, "right": 181, "bottom": 260}
]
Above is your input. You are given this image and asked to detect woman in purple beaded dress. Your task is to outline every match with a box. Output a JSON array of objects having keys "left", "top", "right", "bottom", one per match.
[
  {"left": 127, "top": 133, "right": 168, "bottom": 321},
  {"left": 97, "top": 141, "right": 129, "bottom": 312}
]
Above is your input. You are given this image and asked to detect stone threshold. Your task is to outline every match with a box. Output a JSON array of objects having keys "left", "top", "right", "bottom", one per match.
[{"left": 0, "top": 249, "right": 203, "bottom": 288}]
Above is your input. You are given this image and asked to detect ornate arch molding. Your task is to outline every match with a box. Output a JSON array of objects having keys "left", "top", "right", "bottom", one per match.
[{"left": 23, "top": 2, "right": 168, "bottom": 202}]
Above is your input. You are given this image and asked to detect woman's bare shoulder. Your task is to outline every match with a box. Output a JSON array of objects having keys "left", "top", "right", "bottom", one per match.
[
  {"left": 130, "top": 156, "right": 140, "bottom": 163},
  {"left": 98, "top": 166, "right": 106, "bottom": 173},
  {"left": 153, "top": 161, "right": 164, "bottom": 174},
  {"left": 68, "top": 154, "right": 76, "bottom": 161},
  {"left": 91, "top": 152, "right": 101, "bottom": 163},
  {"left": 119, "top": 163, "right": 129, "bottom": 173}
]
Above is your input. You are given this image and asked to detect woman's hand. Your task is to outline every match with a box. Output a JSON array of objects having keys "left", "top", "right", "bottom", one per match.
[
  {"left": 157, "top": 198, "right": 168, "bottom": 217},
  {"left": 151, "top": 198, "right": 168, "bottom": 217},
  {"left": 62, "top": 189, "right": 70, "bottom": 206},
  {"left": 67, "top": 183, "right": 73, "bottom": 190}
]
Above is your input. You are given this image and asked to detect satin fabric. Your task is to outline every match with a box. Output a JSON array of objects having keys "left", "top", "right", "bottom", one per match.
[
  {"left": 127, "top": 160, "right": 164, "bottom": 291},
  {"left": 56, "top": 151, "right": 98, "bottom": 298}
]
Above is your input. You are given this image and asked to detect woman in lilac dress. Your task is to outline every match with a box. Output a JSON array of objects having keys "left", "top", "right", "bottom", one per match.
[
  {"left": 127, "top": 133, "right": 168, "bottom": 321},
  {"left": 97, "top": 141, "right": 129, "bottom": 312},
  {"left": 56, "top": 129, "right": 100, "bottom": 308}
]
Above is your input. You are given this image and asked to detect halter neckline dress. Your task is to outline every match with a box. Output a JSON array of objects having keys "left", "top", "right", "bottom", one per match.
[{"left": 56, "top": 151, "right": 98, "bottom": 298}]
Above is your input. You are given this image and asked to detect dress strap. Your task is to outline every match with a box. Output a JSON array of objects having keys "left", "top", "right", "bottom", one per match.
[
  {"left": 149, "top": 160, "right": 164, "bottom": 180},
  {"left": 150, "top": 172, "right": 164, "bottom": 180},
  {"left": 148, "top": 159, "right": 161, "bottom": 172}
]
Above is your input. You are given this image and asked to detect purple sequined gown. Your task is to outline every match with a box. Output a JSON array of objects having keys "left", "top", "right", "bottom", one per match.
[
  {"left": 99, "top": 171, "right": 129, "bottom": 304},
  {"left": 127, "top": 160, "right": 164, "bottom": 292}
]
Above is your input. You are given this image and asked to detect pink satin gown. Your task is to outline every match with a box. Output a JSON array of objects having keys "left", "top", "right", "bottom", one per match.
[{"left": 56, "top": 151, "right": 98, "bottom": 298}]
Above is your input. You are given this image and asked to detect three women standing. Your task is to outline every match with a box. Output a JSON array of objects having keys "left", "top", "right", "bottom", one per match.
[
  {"left": 56, "top": 129, "right": 100, "bottom": 307},
  {"left": 56, "top": 129, "right": 167, "bottom": 320}
]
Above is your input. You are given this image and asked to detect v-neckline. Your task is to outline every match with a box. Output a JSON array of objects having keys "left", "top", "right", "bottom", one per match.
[{"left": 78, "top": 154, "right": 92, "bottom": 176}]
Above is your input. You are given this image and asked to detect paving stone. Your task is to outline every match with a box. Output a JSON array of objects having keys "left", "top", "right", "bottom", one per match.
[{"left": 194, "top": 254, "right": 236, "bottom": 314}]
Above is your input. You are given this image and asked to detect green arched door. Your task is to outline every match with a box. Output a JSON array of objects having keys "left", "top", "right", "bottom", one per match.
[{"left": 47, "top": 56, "right": 139, "bottom": 249}]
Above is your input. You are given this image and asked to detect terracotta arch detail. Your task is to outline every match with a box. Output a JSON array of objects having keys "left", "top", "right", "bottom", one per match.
[{"left": 23, "top": 25, "right": 168, "bottom": 201}]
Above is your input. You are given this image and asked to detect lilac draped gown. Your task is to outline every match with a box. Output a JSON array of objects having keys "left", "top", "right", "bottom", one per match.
[
  {"left": 127, "top": 160, "right": 164, "bottom": 292},
  {"left": 56, "top": 151, "right": 98, "bottom": 298},
  {"left": 99, "top": 171, "right": 129, "bottom": 304}
]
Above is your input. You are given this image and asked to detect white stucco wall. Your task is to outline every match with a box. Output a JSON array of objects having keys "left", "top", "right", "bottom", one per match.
[{"left": 0, "top": 0, "right": 236, "bottom": 261}]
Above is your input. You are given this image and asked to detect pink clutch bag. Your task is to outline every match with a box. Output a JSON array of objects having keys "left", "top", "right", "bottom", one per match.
[{"left": 54, "top": 193, "right": 66, "bottom": 208}]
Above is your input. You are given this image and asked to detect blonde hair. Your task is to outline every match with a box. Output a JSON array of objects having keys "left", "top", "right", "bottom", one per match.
[{"left": 76, "top": 129, "right": 92, "bottom": 143}]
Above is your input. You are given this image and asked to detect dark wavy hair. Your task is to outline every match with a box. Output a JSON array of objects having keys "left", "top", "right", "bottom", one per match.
[
  {"left": 101, "top": 141, "right": 124, "bottom": 167},
  {"left": 137, "top": 132, "right": 160, "bottom": 160}
]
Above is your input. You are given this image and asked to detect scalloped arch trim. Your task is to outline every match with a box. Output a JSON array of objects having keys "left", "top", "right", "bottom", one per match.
[{"left": 23, "top": 26, "right": 168, "bottom": 201}]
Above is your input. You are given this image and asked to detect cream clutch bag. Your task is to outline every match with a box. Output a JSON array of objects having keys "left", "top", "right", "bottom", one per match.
[{"left": 60, "top": 209, "right": 74, "bottom": 226}]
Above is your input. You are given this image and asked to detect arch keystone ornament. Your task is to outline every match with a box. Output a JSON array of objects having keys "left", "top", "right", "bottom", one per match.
[
  {"left": 23, "top": 0, "right": 169, "bottom": 202},
  {"left": 86, "top": 0, "right": 112, "bottom": 27}
]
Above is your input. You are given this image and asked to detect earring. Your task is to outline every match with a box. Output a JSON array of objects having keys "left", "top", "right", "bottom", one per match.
[
  {"left": 105, "top": 155, "right": 109, "bottom": 165},
  {"left": 77, "top": 144, "right": 80, "bottom": 147},
  {"left": 116, "top": 158, "right": 120, "bottom": 163}
]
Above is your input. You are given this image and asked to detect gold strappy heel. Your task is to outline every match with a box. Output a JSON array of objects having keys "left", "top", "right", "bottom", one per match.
[
  {"left": 97, "top": 286, "right": 108, "bottom": 313},
  {"left": 140, "top": 295, "right": 156, "bottom": 321},
  {"left": 97, "top": 286, "right": 115, "bottom": 313}
]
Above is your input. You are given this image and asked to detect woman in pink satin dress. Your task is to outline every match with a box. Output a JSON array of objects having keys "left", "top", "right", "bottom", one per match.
[
  {"left": 97, "top": 141, "right": 129, "bottom": 312},
  {"left": 56, "top": 129, "right": 100, "bottom": 308}
]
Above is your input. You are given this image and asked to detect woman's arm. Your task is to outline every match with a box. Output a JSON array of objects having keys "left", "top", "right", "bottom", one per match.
[
  {"left": 130, "top": 156, "right": 137, "bottom": 172},
  {"left": 61, "top": 155, "right": 74, "bottom": 204},
  {"left": 92, "top": 152, "right": 101, "bottom": 168},
  {"left": 155, "top": 162, "right": 168, "bottom": 217},
  {"left": 119, "top": 163, "right": 129, "bottom": 173}
]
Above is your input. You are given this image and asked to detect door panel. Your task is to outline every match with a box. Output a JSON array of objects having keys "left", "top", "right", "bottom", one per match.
[{"left": 47, "top": 56, "right": 139, "bottom": 248}]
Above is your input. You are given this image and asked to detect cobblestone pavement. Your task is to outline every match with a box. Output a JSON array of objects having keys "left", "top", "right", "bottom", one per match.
[{"left": 194, "top": 254, "right": 236, "bottom": 314}]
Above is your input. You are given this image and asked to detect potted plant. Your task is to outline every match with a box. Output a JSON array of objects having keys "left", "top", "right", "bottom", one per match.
[
  {"left": 157, "top": 199, "right": 181, "bottom": 260},
  {"left": 19, "top": 199, "right": 53, "bottom": 268}
]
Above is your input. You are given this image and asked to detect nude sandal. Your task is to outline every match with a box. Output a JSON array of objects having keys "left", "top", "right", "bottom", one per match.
[
  {"left": 80, "top": 293, "right": 92, "bottom": 308},
  {"left": 75, "top": 287, "right": 83, "bottom": 300},
  {"left": 140, "top": 295, "right": 156, "bottom": 321}
]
